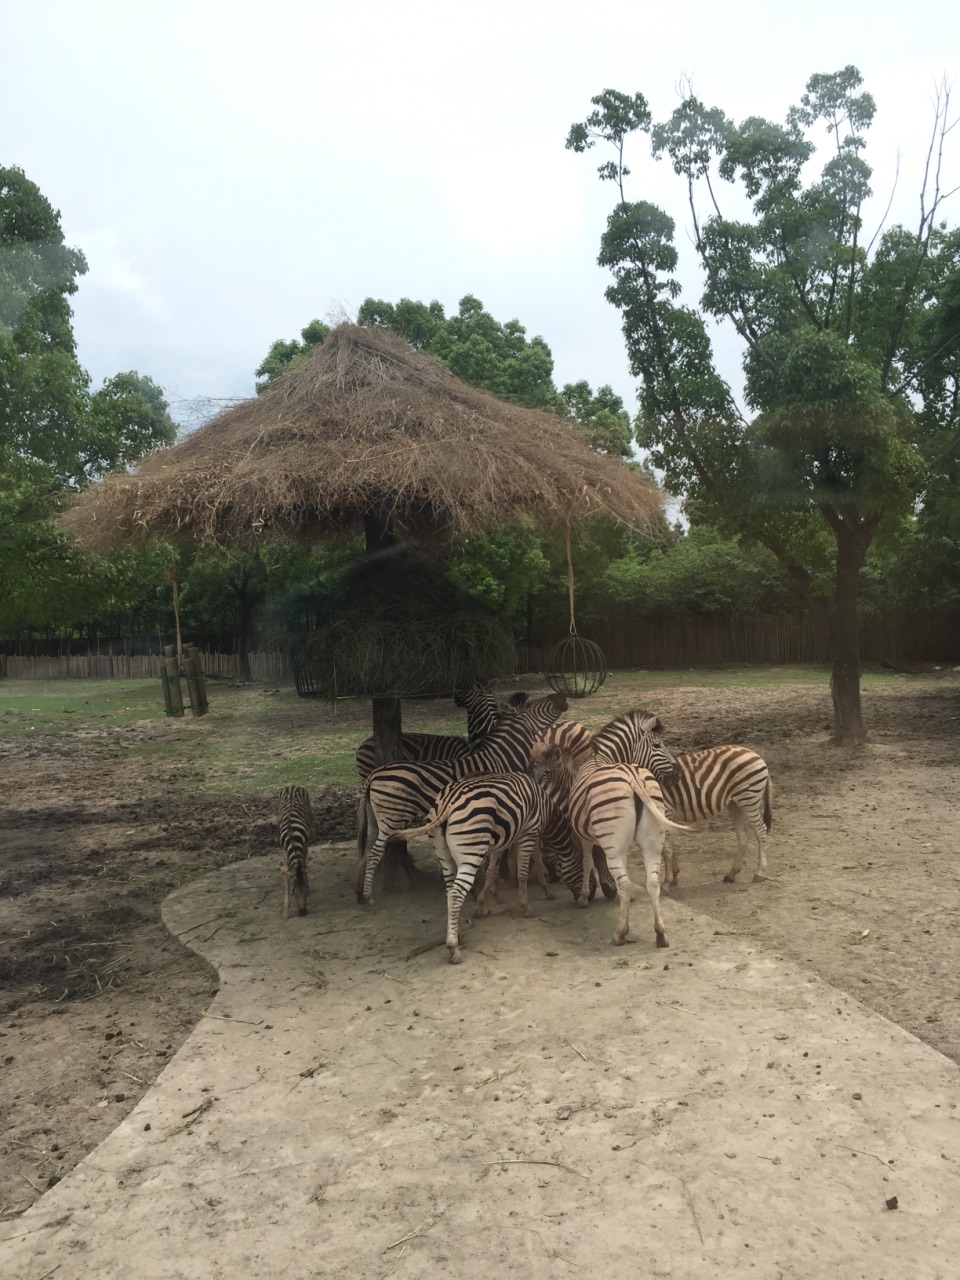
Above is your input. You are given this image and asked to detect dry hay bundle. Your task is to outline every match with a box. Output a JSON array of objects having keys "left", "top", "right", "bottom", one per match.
[
  {"left": 64, "top": 325, "right": 664, "bottom": 552},
  {"left": 290, "top": 553, "right": 516, "bottom": 699}
]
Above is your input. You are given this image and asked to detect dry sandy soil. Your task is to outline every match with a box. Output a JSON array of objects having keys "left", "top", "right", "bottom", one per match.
[{"left": 1, "top": 670, "right": 958, "bottom": 1226}]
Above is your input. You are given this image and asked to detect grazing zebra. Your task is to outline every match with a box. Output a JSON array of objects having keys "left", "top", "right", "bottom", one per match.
[
  {"left": 658, "top": 746, "right": 773, "bottom": 886},
  {"left": 397, "top": 772, "right": 585, "bottom": 963},
  {"left": 278, "top": 784, "right": 312, "bottom": 918},
  {"left": 356, "top": 692, "right": 568, "bottom": 905},
  {"left": 354, "top": 683, "right": 525, "bottom": 782}
]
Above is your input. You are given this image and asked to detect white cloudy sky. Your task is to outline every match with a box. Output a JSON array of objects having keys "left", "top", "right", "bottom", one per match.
[{"left": 4, "top": 0, "right": 959, "bottom": 426}]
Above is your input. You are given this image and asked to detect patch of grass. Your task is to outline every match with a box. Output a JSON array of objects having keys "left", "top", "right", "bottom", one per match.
[
  {"left": 0, "top": 678, "right": 166, "bottom": 737},
  {"left": 1, "top": 665, "right": 938, "bottom": 798},
  {"left": 615, "top": 664, "right": 902, "bottom": 690}
]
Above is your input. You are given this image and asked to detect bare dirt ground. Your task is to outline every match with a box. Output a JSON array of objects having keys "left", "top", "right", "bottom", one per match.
[{"left": 1, "top": 670, "right": 958, "bottom": 1227}]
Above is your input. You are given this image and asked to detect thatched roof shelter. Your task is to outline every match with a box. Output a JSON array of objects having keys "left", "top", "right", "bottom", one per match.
[{"left": 65, "top": 324, "right": 663, "bottom": 550}]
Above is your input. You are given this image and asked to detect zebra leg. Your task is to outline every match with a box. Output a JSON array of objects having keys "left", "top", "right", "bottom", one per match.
[
  {"left": 531, "top": 841, "right": 554, "bottom": 901},
  {"left": 514, "top": 833, "right": 540, "bottom": 918},
  {"left": 576, "top": 837, "right": 594, "bottom": 907},
  {"left": 474, "top": 849, "right": 504, "bottom": 918},
  {"left": 637, "top": 812, "right": 668, "bottom": 948},
  {"left": 660, "top": 834, "right": 679, "bottom": 892},
  {"left": 724, "top": 806, "right": 749, "bottom": 883},
  {"left": 446, "top": 865, "right": 479, "bottom": 964},
  {"left": 282, "top": 857, "right": 290, "bottom": 919},
  {"left": 601, "top": 849, "right": 632, "bottom": 944},
  {"left": 361, "top": 832, "right": 391, "bottom": 905}
]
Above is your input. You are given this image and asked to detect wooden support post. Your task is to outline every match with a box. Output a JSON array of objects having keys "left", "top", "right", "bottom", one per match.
[
  {"left": 185, "top": 644, "right": 209, "bottom": 715},
  {"left": 162, "top": 644, "right": 185, "bottom": 717},
  {"left": 160, "top": 662, "right": 174, "bottom": 716}
]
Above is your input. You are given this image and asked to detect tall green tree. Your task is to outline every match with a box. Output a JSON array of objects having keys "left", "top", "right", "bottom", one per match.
[
  {"left": 1, "top": 166, "right": 176, "bottom": 625},
  {"left": 568, "top": 72, "right": 960, "bottom": 742}
]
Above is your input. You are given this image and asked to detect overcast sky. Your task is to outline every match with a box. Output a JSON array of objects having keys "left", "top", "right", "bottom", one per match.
[{"left": 4, "top": 0, "right": 959, "bottom": 428}]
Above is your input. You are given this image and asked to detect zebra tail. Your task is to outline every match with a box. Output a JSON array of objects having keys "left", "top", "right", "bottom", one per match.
[
  {"left": 393, "top": 816, "right": 440, "bottom": 842},
  {"left": 630, "top": 780, "right": 693, "bottom": 835},
  {"left": 763, "top": 779, "right": 773, "bottom": 831}
]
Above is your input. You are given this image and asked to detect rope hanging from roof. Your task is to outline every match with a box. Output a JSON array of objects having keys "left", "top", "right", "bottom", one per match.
[{"left": 543, "top": 523, "right": 607, "bottom": 699}]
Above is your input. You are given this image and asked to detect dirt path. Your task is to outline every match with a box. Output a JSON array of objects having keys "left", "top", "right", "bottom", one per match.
[
  {"left": 2, "top": 846, "right": 959, "bottom": 1279},
  {"left": 1, "top": 673, "right": 958, "bottom": 1228}
]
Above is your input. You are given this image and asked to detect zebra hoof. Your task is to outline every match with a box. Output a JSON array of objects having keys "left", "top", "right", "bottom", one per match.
[
  {"left": 575, "top": 895, "right": 590, "bottom": 910},
  {"left": 448, "top": 948, "right": 463, "bottom": 965},
  {"left": 298, "top": 907, "right": 308, "bottom": 917},
  {"left": 723, "top": 873, "right": 738, "bottom": 884},
  {"left": 656, "top": 932, "right": 669, "bottom": 948},
  {"left": 753, "top": 873, "right": 766, "bottom": 884}
]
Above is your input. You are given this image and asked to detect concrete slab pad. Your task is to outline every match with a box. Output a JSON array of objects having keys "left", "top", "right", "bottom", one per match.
[{"left": 3, "top": 845, "right": 958, "bottom": 1280}]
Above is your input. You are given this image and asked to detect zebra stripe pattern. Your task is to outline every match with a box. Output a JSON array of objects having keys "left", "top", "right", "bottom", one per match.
[
  {"left": 536, "top": 719, "right": 594, "bottom": 770},
  {"left": 357, "top": 692, "right": 568, "bottom": 905},
  {"left": 589, "top": 707, "right": 678, "bottom": 776},
  {"left": 533, "top": 708, "right": 690, "bottom": 947},
  {"left": 398, "top": 772, "right": 584, "bottom": 963},
  {"left": 567, "top": 761, "right": 689, "bottom": 947},
  {"left": 278, "top": 784, "right": 312, "bottom": 918},
  {"left": 354, "top": 682, "right": 524, "bottom": 783},
  {"left": 659, "top": 746, "right": 773, "bottom": 886}
]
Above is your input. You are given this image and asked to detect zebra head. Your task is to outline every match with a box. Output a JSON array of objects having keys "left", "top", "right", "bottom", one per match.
[
  {"left": 531, "top": 741, "right": 575, "bottom": 805},
  {"left": 591, "top": 708, "right": 679, "bottom": 784}
]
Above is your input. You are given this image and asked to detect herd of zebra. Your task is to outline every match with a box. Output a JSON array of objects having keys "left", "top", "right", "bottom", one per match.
[{"left": 278, "top": 681, "right": 773, "bottom": 963}]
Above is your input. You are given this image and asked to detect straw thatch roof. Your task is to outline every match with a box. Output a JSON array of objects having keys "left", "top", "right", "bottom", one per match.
[{"left": 65, "top": 324, "right": 663, "bottom": 551}]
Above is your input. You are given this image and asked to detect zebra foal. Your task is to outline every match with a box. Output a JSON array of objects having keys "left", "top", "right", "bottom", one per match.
[
  {"left": 278, "top": 784, "right": 312, "bottom": 918},
  {"left": 397, "top": 772, "right": 585, "bottom": 963},
  {"left": 659, "top": 745, "right": 773, "bottom": 886}
]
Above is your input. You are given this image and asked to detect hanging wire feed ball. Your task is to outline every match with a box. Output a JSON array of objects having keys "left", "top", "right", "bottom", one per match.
[{"left": 543, "top": 632, "right": 608, "bottom": 698}]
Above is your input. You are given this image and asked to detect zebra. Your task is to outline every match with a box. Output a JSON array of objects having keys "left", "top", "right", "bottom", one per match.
[
  {"left": 356, "top": 692, "right": 568, "bottom": 905},
  {"left": 354, "top": 683, "right": 526, "bottom": 783},
  {"left": 396, "top": 772, "right": 585, "bottom": 963},
  {"left": 589, "top": 707, "right": 676, "bottom": 770},
  {"left": 536, "top": 718, "right": 594, "bottom": 771},
  {"left": 658, "top": 746, "right": 773, "bottom": 886},
  {"left": 533, "top": 708, "right": 689, "bottom": 946},
  {"left": 278, "top": 784, "right": 312, "bottom": 918}
]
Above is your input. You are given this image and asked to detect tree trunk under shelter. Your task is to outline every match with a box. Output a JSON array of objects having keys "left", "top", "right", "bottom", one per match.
[{"left": 364, "top": 508, "right": 417, "bottom": 885}]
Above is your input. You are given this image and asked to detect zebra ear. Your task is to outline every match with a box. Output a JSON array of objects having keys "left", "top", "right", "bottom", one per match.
[{"left": 639, "top": 711, "right": 664, "bottom": 734}]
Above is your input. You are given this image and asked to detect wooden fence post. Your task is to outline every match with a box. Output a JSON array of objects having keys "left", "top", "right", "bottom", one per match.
[{"left": 162, "top": 645, "right": 185, "bottom": 717}]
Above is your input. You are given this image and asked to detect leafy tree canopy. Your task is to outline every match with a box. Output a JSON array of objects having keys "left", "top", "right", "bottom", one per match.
[
  {"left": 1, "top": 166, "right": 176, "bottom": 626},
  {"left": 568, "top": 68, "right": 960, "bottom": 740}
]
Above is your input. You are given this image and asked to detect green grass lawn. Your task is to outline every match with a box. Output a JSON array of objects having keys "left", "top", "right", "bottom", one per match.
[{"left": 0, "top": 664, "right": 916, "bottom": 798}]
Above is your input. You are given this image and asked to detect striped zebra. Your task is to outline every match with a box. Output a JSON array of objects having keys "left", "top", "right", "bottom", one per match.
[
  {"left": 536, "top": 719, "right": 594, "bottom": 770},
  {"left": 397, "top": 773, "right": 585, "bottom": 963},
  {"left": 278, "top": 784, "right": 312, "bottom": 918},
  {"left": 354, "top": 683, "right": 525, "bottom": 783},
  {"left": 533, "top": 708, "right": 689, "bottom": 947},
  {"left": 659, "top": 746, "right": 773, "bottom": 886},
  {"left": 356, "top": 692, "right": 568, "bottom": 905}
]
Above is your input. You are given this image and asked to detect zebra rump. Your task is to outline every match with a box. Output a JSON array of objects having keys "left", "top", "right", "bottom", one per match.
[{"left": 279, "top": 784, "right": 312, "bottom": 917}]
